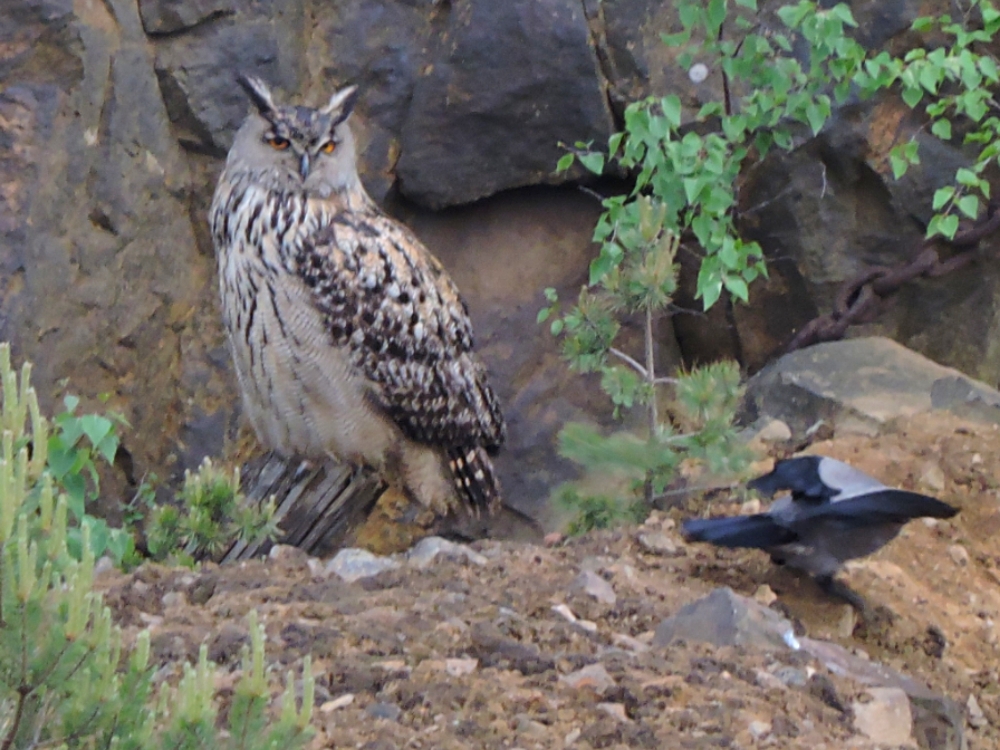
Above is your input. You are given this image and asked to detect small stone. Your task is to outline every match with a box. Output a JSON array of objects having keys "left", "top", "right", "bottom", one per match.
[
  {"left": 552, "top": 603, "right": 579, "bottom": 623},
  {"left": 572, "top": 570, "right": 617, "bottom": 605},
  {"left": 321, "top": 693, "right": 355, "bottom": 712},
  {"left": 407, "top": 536, "right": 487, "bottom": 569},
  {"left": 836, "top": 604, "right": 858, "bottom": 639},
  {"left": 596, "top": 702, "right": 630, "bottom": 722},
  {"left": 374, "top": 660, "right": 409, "bottom": 673},
  {"left": 748, "top": 720, "right": 771, "bottom": 739},
  {"left": 365, "top": 702, "right": 402, "bottom": 721},
  {"left": 161, "top": 591, "right": 187, "bottom": 608},
  {"left": 564, "top": 727, "right": 582, "bottom": 745},
  {"left": 754, "top": 419, "right": 792, "bottom": 443},
  {"left": 611, "top": 632, "right": 650, "bottom": 653},
  {"left": 268, "top": 544, "right": 309, "bottom": 565},
  {"left": 948, "top": 544, "right": 970, "bottom": 567},
  {"left": 752, "top": 584, "right": 777, "bottom": 606},
  {"left": 560, "top": 663, "right": 616, "bottom": 695},
  {"left": 919, "top": 462, "right": 947, "bottom": 492},
  {"left": 852, "top": 687, "right": 913, "bottom": 745},
  {"left": 306, "top": 558, "right": 325, "bottom": 577},
  {"left": 514, "top": 714, "right": 548, "bottom": 736},
  {"left": 754, "top": 670, "right": 788, "bottom": 691},
  {"left": 552, "top": 603, "right": 598, "bottom": 633},
  {"left": 770, "top": 666, "right": 808, "bottom": 688},
  {"left": 637, "top": 531, "right": 679, "bottom": 556},
  {"left": 94, "top": 556, "right": 116, "bottom": 578},
  {"left": 740, "top": 498, "right": 762, "bottom": 515},
  {"left": 325, "top": 548, "right": 401, "bottom": 583},
  {"left": 967, "top": 693, "right": 988, "bottom": 729},
  {"left": 445, "top": 658, "right": 478, "bottom": 676},
  {"left": 544, "top": 532, "right": 564, "bottom": 546}
]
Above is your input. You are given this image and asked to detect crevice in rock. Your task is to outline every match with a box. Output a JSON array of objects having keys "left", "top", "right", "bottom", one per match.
[
  {"left": 99, "top": 0, "right": 120, "bottom": 30},
  {"left": 142, "top": 11, "right": 236, "bottom": 40},
  {"left": 580, "top": 0, "right": 623, "bottom": 129}
]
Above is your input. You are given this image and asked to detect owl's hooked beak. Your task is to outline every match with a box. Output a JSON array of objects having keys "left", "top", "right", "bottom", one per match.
[{"left": 299, "top": 153, "right": 311, "bottom": 180}]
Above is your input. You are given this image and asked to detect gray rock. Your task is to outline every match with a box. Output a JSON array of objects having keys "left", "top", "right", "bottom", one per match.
[
  {"left": 741, "top": 337, "right": 1000, "bottom": 438},
  {"left": 407, "top": 536, "right": 488, "bottom": 569},
  {"left": 571, "top": 570, "right": 617, "bottom": 606},
  {"left": 396, "top": 0, "right": 614, "bottom": 209},
  {"left": 653, "top": 587, "right": 799, "bottom": 651},
  {"left": 560, "top": 663, "right": 616, "bottom": 696},
  {"left": 800, "top": 637, "right": 964, "bottom": 750},
  {"left": 152, "top": 19, "right": 294, "bottom": 155},
  {"left": 325, "top": 548, "right": 401, "bottom": 583},
  {"left": 365, "top": 701, "right": 402, "bottom": 722}
]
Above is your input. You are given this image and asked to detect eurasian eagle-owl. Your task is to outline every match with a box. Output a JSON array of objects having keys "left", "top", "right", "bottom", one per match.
[{"left": 209, "top": 76, "right": 505, "bottom": 516}]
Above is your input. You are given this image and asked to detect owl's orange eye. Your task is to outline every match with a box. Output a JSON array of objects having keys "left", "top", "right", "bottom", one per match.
[
  {"left": 267, "top": 136, "right": 290, "bottom": 150},
  {"left": 320, "top": 140, "right": 337, "bottom": 154}
]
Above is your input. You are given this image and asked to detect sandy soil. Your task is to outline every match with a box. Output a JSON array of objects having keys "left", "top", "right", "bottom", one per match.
[{"left": 96, "top": 410, "right": 1000, "bottom": 749}]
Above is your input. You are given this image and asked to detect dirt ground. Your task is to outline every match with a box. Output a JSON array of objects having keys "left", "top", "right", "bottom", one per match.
[{"left": 96, "top": 410, "right": 1000, "bottom": 749}]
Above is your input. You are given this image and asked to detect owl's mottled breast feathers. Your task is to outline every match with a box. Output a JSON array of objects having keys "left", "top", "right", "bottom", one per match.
[{"left": 296, "top": 206, "right": 506, "bottom": 454}]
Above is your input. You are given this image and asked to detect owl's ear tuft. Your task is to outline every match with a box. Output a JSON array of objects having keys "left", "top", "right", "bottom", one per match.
[
  {"left": 237, "top": 74, "right": 278, "bottom": 117},
  {"left": 322, "top": 85, "right": 359, "bottom": 126}
]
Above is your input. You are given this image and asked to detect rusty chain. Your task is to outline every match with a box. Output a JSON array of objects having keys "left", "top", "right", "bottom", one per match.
[{"left": 783, "top": 200, "right": 1000, "bottom": 354}]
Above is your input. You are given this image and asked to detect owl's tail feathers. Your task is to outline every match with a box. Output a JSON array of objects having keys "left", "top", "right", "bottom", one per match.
[{"left": 447, "top": 446, "right": 502, "bottom": 515}]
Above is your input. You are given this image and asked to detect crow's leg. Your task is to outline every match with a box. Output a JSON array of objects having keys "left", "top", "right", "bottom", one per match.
[{"left": 814, "top": 574, "right": 873, "bottom": 616}]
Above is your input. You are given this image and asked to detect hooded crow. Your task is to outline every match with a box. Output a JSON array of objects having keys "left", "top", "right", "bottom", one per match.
[{"left": 682, "top": 456, "right": 958, "bottom": 609}]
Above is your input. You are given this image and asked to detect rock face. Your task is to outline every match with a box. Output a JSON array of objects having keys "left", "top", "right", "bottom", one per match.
[{"left": 2, "top": 0, "right": 999, "bottom": 526}]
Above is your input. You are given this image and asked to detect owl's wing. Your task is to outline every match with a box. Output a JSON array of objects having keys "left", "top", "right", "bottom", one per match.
[{"left": 294, "top": 211, "right": 506, "bottom": 454}]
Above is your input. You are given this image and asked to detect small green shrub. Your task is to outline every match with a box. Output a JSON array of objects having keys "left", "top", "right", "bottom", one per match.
[
  {"left": 0, "top": 342, "right": 315, "bottom": 749},
  {"left": 146, "top": 458, "right": 279, "bottom": 565}
]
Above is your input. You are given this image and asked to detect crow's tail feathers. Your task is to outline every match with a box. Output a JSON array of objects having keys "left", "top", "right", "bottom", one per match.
[{"left": 682, "top": 514, "right": 797, "bottom": 550}]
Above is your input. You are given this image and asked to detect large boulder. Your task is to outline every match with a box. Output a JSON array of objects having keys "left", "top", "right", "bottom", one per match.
[
  {"left": 741, "top": 337, "right": 1000, "bottom": 439},
  {"left": 395, "top": 0, "right": 615, "bottom": 209}
]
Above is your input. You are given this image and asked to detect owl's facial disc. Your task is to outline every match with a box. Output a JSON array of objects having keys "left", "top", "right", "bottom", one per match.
[{"left": 259, "top": 106, "right": 340, "bottom": 181}]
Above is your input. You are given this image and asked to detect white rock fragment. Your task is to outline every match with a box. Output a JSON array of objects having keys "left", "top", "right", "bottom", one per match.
[
  {"left": 597, "top": 702, "right": 630, "bottom": 722},
  {"left": 445, "top": 658, "right": 478, "bottom": 677},
  {"left": 320, "top": 694, "right": 355, "bottom": 712},
  {"left": 740, "top": 498, "right": 762, "bottom": 515},
  {"left": 919, "top": 461, "right": 946, "bottom": 492},
  {"left": 564, "top": 727, "right": 582, "bottom": 745},
  {"left": 637, "top": 531, "right": 679, "bottom": 556},
  {"left": 852, "top": 687, "right": 914, "bottom": 746},
  {"left": 967, "top": 693, "right": 988, "bottom": 729},
  {"left": 407, "top": 536, "right": 488, "bottom": 569},
  {"left": 748, "top": 719, "right": 771, "bottom": 739},
  {"left": 688, "top": 62, "right": 709, "bottom": 83},
  {"left": 326, "top": 548, "right": 401, "bottom": 583},
  {"left": 551, "top": 603, "right": 597, "bottom": 633},
  {"left": 611, "top": 632, "right": 650, "bottom": 653},
  {"left": 948, "top": 544, "right": 970, "bottom": 567},
  {"left": 572, "top": 570, "right": 617, "bottom": 606}
]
